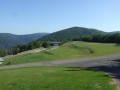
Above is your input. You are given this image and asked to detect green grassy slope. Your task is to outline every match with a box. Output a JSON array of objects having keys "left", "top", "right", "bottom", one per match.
[
  {"left": 74, "top": 42, "right": 120, "bottom": 57},
  {"left": 0, "top": 66, "right": 116, "bottom": 90},
  {"left": 2, "top": 41, "right": 120, "bottom": 65}
]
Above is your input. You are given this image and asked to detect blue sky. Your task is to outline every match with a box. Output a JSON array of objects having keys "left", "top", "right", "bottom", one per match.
[{"left": 0, "top": 0, "right": 120, "bottom": 34}]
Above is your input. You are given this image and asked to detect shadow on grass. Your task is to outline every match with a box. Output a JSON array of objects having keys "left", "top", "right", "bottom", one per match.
[
  {"left": 63, "top": 67, "right": 99, "bottom": 72},
  {"left": 63, "top": 67, "right": 110, "bottom": 78},
  {"left": 63, "top": 70, "right": 81, "bottom": 71},
  {"left": 63, "top": 59, "right": 120, "bottom": 80},
  {"left": 115, "top": 43, "right": 120, "bottom": 47},
  {"left": 87, "top": 59, "right": 120, "bottom": 79}
]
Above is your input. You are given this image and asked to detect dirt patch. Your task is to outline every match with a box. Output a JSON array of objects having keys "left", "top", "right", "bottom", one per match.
[
  {"left": 109, "top": 78, "right": 119, "bottom": 90},
  {"left": 109, "top": 79, "right": 116, "bottom": 85},
  {"left": 1, "top": 48, "right": 46, "bottom": 60}
]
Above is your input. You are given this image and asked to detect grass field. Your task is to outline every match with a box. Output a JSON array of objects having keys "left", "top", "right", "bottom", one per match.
[
  {"left": 1, "top": 41, "right": 120, "bottom": 65},
  {"left": 0, "top": 66, "right": 117, "bottom": 90}
]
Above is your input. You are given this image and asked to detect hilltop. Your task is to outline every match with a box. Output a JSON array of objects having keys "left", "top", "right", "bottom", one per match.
[{"left": 38, "top": 27, "right": 106, "bottom": 41}]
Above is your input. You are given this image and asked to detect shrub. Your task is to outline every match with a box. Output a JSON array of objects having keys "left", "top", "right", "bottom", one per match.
[{"left": 5, "top": 61, "right": 12, "bottom": 65}]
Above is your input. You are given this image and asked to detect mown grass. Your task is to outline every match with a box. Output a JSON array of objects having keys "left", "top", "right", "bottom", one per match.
[
  {"left": 1, "top": 41, "right": 120, "bottom": 65},
  {"left": 0, "top": 66, "right": 117, "bottom": 90},
  {"left": 74, "top": 42, "right": 120, "bottom": 57}
]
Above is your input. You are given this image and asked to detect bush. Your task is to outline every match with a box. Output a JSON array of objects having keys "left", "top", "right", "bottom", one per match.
[
  {"left": 42, "top": 41, "right": 50, "bottom": 48},
  {"left": 5, "top": 61, "right": 12, "bottom": 65}
]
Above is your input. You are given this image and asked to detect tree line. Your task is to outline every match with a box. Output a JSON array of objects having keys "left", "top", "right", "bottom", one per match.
[
  {"left": 72, "top": 33, "right": 120, "bottom": 43},
  {"left": 0, "top": 40, "right": 66, "bottom": 57},
  {"left": 0, "top": 41, "right": 50, "bottom": 57}
]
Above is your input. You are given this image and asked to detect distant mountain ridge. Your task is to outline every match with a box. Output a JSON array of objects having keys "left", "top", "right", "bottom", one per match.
[
  {"left": 0, "top": 33, "right": 49, "bottom": 49},
  {"left": 109, "top": 31, "right": 120, "bottom": 34},
  {"left": 38, "top": 27, "right": 107, "bottom": 41},
  {"left": 0, "top": 27, "right": 120, "bottom": 50}
]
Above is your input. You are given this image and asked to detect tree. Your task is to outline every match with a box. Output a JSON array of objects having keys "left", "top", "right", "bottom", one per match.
[
  {"left": 27, "top": 43, "right": 34, "bottom": 50},
  {"left": 0, "top": 50, "right": 7, "bottom": 57},
  {"left": 42, "top": 41, "right": 50, "bottom": 48},
  {"left": 33, "top": 41, "right": 40, "bottom": 48}
]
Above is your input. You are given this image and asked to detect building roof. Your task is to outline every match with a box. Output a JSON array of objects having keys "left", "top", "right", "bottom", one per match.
[{"left": 50, "top": 42, "right": 60, "bottom": 44}]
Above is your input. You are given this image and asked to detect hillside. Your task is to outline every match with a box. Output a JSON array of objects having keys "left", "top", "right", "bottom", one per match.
[
  {"left": 0, "top": 33, "right": 49, "bottom": 49},
  {"left": 2, "top": 41, "right": 120, "bottom": 65},
  {"left": 109, "top": 31, "right": 120, "bottom": 34},
  {"left": 38, "top": 27, "right": 106, "bottom": 41}
]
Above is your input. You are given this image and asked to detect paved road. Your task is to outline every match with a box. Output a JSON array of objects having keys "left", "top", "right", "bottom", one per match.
[{"left": 0, "top": 54, "right": 120, "bottom": 89}]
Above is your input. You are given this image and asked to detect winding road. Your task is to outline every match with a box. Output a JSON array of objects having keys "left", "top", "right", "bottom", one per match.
[{"left": 0, "top": 53, "right": 120, "bottom": 89}]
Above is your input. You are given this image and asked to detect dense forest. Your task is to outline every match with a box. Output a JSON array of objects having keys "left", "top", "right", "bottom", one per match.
[
  {"left": 38, "top": 27, "right": 106, "bottom": 41},
  {"left": 0, "top": 33, "right": 49, "bottom": 49},
  {"left": 72, "top": 33, "right": 120, "bottom": 43}
]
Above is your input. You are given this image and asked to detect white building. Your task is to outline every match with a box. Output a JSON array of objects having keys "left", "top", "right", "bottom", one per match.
[{"left": 0, "top": 58, "right": 3, "bottom": 64}]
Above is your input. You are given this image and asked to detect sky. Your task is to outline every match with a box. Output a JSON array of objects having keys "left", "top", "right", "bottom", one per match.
[{"left": 0, "top": 0, "right": 120, "bottom": 34}]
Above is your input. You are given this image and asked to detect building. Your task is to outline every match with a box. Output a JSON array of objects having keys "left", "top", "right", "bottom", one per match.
[
  {"left": 50, "top": 42, "right": 60, "bottom": 46},
  {"left": 0, "top": 58, "right": 3, "bottom": 64}
]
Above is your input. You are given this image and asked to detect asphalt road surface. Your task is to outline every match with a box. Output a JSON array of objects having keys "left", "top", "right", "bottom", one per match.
[{"left": 0, "top": 53, "right": 120, "bottom": 89}]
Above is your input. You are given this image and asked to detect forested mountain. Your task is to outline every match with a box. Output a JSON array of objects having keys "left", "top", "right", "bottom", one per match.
[
  {"left": 1, "top": 27, "right": 120, "bottom": 50},
  {"left": 0, "top": 33, "right": 49, "bottom": 49},
  {"left": 109, "top": 31, "right": 120, "bottom": 34},
  {"left": 38, "top": 27, "right": 107, "bottom": 41},
  {"left": 0, "top": 26, "right": 120, "bottom": 57}
]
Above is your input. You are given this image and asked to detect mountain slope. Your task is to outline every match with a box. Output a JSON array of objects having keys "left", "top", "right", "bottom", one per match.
[
  {"left": 109, "top": 31, "right": 120, "bottom": 34},
  {"left": 16, "top": 33, "right": 49, "bottom": 44},
  {"left": 38, "top": 27, "right": 106, "bottom": 41},
  {"left": 0, "top": 33, "right": 49, "bottom": 49}
]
